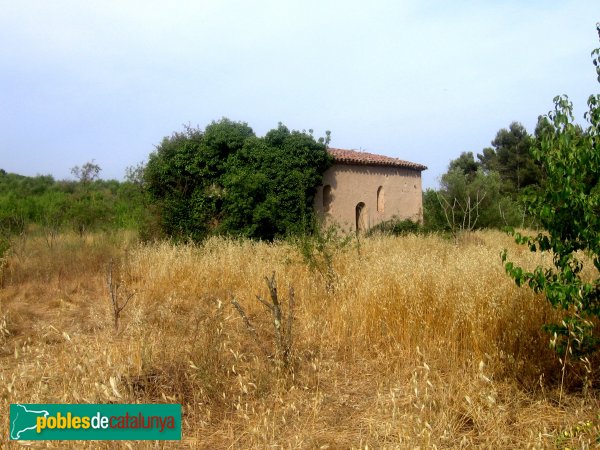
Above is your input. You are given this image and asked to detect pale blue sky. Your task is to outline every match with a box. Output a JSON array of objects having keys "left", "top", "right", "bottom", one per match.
[{"left": 1, "top": 1, "right": 598, "bottom": 189}]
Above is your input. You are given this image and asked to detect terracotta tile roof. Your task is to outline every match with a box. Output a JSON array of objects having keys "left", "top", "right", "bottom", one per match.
[{"left": 328, "top": 148, "right": 427, "bottom": 171}]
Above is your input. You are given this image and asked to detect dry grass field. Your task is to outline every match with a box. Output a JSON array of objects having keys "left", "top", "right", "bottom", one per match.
[{"left": 1, "top": 229, "right": 600, "bottom": 448}]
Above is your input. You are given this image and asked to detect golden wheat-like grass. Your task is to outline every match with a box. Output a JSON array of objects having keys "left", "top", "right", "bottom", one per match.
[{"left": 1, "top": 230, "right": 599, "bottom": 448}]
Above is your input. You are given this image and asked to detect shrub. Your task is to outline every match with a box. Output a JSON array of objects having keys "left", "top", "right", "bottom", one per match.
[
  {"left": 144, "top": 120, "right": 332, "bottom": 241},
  {"left": 367, "top": 217, "right": 424, "bottom": 236}
]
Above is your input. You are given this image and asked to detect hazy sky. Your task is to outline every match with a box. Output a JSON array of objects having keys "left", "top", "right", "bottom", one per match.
[{"left": 1, "top": 1, "right": 598, "bottom": 189}]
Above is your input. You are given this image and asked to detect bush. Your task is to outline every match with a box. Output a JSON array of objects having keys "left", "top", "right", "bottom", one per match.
[
  {"left": 144, "top": 120, "right": 332, "bottom": 241},
  {"left": 367, "top": 217, "right": 424, "bottom": 236},
  {"left": 0, "top": 168, "right": 148, "bottom": 237}
]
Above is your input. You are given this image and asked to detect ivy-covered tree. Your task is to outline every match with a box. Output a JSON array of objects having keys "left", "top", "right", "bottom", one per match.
[
  {"left": 144, "top": 120, "right": 254, "bottom": 240},
  {"left": 144, "top": 119, "right": 332, "bottom": 241},
  {"left": 502, "top": 26, "right": 600, "bottom": 361},
  {"left": 221, "top": 124, "right": 331, "bottom": 239}
]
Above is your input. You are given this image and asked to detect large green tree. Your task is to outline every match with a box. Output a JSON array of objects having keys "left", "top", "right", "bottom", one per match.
[
  {"left": 144, "top": 119, "right": 332, "bottom": 241},
  {"left": 221, "top": 124, "right": 331, "bottom": 239},
  {"left": 144, "top": 120, "right": 255, "bottom": 240},
  {"left": 447, "top": 151, "right": 480, "bottom": 180},
  {"left": 477, "top": 122, "right": 541, "bottom": 193}
]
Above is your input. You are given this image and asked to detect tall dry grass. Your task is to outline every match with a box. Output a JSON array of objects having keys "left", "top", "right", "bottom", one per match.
[{"left": 1, "top": 230, "right": 599, "bottom": 448}]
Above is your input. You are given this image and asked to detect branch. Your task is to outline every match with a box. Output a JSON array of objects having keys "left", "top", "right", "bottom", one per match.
[
  {"left": 231, "top": 298, "right": 270, "bottom": 357},
  {"left": 255, "top": 295, "right": 274, "bottom": 311}
]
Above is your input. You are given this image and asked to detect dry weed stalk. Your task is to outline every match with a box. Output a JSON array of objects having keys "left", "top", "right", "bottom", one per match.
[
  {"left": 230, "top": 298, "right": 270, "bottom": 359},
  {"left": 232, "top": 272, "right": 295, "bottom": 370},
  {"left": 0, "top": 308, "right": 9, "bottom": 346},
  {"left": 106, "top": 259, "right": 134, "bottom": 332}
]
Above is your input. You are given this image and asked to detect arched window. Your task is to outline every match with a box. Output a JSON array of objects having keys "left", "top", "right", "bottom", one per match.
[
  {"left": 377, "top": 186, "right": 384, "bottom": 213},
  {"left": 323, "top": 185, "right": 332, "bottom": 212},
  {"left": 356, "top": 202, "right": 367, "bottom": 233}
]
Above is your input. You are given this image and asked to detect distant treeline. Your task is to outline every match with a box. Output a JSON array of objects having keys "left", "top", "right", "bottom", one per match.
[
  {"left": 0, "top": 167, "right": 149, "bottom": 238},
  {"left": 0, "top": 116, "right": 583, "bottom": 242},
  {"left": 0, "top": 119, "right": 550, "bottom": 242}
]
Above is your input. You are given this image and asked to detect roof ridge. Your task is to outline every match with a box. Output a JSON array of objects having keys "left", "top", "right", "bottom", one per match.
[{"left": 327, "top": 148, "right": 427, "bottom": 171}]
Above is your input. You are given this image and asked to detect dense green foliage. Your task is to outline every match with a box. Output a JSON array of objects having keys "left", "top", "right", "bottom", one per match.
[
  {"left": 0, "top": 168, "right": 147, "bottom": 239},
  {"left": 424, "top": 121, "right": 543, "bottom": 232},
  {"left": 367, "top": 217, "right": 424, "bottom": 236},
  {"left": 144, "top": 119, "right": 332, "bottom": 241},
  {"left": 478, "top": 122, "right": 541, "bottom": 193},
  {"left": 502, "top": 30, "right": 600, "bottom": 358}
]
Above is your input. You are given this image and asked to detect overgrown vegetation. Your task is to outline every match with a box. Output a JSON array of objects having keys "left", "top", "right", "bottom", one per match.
[
  {"left": 293, "top": 221, "right": 352, "bottom": 292},
  {"left": 144, "top": 119, "right": 332, "bottom": 241},
  {"left": 2, "top": 230, "right": 600, "bottom": 448},
  {"left": 367, "top": 216, "right": 424, "bottom": 236},
  {"left": 0, "top": 164, "right": 148, "bottom": 239}
]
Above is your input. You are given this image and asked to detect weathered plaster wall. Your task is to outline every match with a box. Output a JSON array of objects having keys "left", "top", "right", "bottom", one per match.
[{"left": 314, "top": 163, "right": 423, "bottom": 231}]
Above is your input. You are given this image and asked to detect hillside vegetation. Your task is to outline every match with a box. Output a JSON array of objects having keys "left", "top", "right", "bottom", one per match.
[{"left": 1, "top": 230, "right": 599, "bottom": 448}]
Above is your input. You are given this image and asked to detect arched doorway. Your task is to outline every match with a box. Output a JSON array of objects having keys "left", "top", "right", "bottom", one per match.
[{"left": 356, "top": 202, "right": 367, "bottom": 233}]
